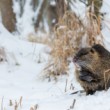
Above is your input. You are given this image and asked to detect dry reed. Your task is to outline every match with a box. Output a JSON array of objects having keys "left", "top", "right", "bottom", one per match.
[
  {"left": 44, "top": 9, "right": 103, "bottom": 78},
  {"left": 104, "top": 69, "right": 110, "bottom": 90}
]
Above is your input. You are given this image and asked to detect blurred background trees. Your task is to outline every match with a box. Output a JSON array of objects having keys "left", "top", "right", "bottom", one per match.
[
  {"left": 0, "top": 0, "right": 104, "bottom": 76},
  {"left": 0, "top": 0, "right": 103, "bottom": 34},
  {"left": 0, "top": 0, "right": 16, "bottom": 32}
]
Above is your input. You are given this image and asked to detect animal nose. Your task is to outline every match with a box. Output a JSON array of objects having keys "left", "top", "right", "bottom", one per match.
[{"left": 73, "top": 57, "right": 78, "bottom": 62}]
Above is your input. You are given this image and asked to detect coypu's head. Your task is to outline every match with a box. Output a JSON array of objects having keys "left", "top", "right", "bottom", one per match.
[
  {"left": 73, "top": 46, "right": 100, "bottom": 70},
  {"left": 73, "top": 44, "right": 109, "bottom": 67}
]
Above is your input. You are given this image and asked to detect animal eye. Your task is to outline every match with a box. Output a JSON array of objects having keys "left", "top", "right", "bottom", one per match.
[
  {"left": 82, "top": 53, "right": 87, "bottom": 56},
  {"left": 90, "top": 48, "right": 95, "bottom": 54}
]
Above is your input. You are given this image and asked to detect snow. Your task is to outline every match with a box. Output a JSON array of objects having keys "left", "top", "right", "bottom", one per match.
[
  {"left": 50, "top": 0, "right": 56, "bottom": 6},
  {"left": 69, "top": 0, "right": 86, "bottom": 18},
  {"left": 0, "top": 0, "right": 110, "bottom": 110},
  {"left": 0, "top": 24, "right": 110, "bottom": 110},
  {"left": 13, "top": 0, "right": 35, "bottom": 38}
]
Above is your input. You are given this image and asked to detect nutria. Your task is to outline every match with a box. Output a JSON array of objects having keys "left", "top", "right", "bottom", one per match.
[{"left": 73, "top": 44, "right": 110, "bottom": 95}]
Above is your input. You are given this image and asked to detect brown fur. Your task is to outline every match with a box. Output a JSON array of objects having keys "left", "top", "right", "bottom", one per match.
[{"left": 73, "top": 44, "right": 110, "bottom": 95}]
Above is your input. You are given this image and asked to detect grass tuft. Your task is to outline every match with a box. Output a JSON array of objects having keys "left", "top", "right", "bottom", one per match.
[{"left": 44, "top": 10, "right": 103, "bottom": 79}]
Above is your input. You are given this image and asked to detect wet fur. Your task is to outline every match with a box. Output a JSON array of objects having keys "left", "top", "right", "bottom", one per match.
[{"left": 74, "top": 44, "right": 110, "bottom": 95}]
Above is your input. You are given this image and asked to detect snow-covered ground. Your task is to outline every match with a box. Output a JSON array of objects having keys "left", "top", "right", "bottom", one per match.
[
  {"left": 1, "top": 24, "right": 110, "bottom": 110},
  {"left": 0, "top": 23, "right": 78, "bottom": 110},
  {"left": 0, "top": 0, "right": 110, "bottom": 110}
]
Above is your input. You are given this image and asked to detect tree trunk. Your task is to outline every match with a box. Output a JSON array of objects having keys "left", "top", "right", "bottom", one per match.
[
  {"left": 0, "top": 0, "right": 16, "bottom": 32},
  {"left": 55, "top": 0, "right": 67, "bottom": 19},
  {"left": 48, "top": 4, "right": 57, "bottom": 29},
  {"left": 34, "top": 0, "right": 47, "bottom": 29}
]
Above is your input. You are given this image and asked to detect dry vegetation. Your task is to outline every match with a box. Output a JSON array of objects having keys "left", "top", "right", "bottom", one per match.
[
  {"left": 43, "top": 9, "right": 104, "bottom": 79},
  {"left": 0, "top": 96, "right": 39, "bottom": 110},
  {"left": 24, "top": 0, "right": 104, "bottom": 79},
  {"left": 104, "top": 69, "right": 110, "bottom": 90},
  {"left": 27, "top": 32, "right": 50, "bottom": 44}
]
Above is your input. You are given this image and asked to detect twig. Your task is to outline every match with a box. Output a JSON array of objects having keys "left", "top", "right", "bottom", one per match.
[
  {"left": 14, "top": 100, "right": 18, "bottom": 110},
  {"left": 19, "top": 96, "right": 23, "bottom": 107},
  {"left": 1, "top": 96, "right": 4, "bottom": 110},
  {"left": 104, "top": 69, "right": 110, "bottom": 90},
  {"left": 70, "top": 99, "right": 76, "bottom": 109},
  {"left": 70, "top": 83, "right": 74, "bottom": 90},
  {"left": 43, "top": 63, "right": 53, "bottom": 71},
  {"left": 9, "top": 100, "right": 13, "bottom": 106},
  {"left": 65, "top": 79, "right": 68, "bottom": 92},
  {"left": 34, "top": 104, "right": 38, "bottom": 110},
  {"left": 70, "top": 90, "right": 85, "bottom": 95}
]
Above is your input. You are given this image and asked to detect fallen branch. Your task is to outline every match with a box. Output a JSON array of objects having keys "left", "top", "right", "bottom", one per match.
[
  {"left": 70, "top": 99, "right": 76, "bottom": 109},
  {"left": 70, "top": 90, "right": 85, "bottom": 95}
]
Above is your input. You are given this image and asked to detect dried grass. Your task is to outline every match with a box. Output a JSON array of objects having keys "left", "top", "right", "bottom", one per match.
[
  {"left": 44, "top": 10, "right": 103, "bottom": 78},
  {"left": 27, "top": 33, "right": 51, "bottom": 45},
  {"left": 104, "top": 69, "right": 110, "bottom": 90},
  {"left": 85, "top": 11, "right": 103, "bottom": 46},
  {"left": 30, "top": 104, "right": 38, "bottom": 110},
  {"left": 8, "top": 96, "right": 23, "bottom": 110}
]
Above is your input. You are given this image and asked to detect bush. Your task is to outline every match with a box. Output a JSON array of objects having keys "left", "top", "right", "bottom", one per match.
[{"left": 44, "top": 10, "right": 103, "bottom": 79}]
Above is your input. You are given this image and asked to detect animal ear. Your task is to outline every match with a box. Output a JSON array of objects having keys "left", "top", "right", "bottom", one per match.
[
  {"left": 90, "top": 48, "right": 95, "bottom": 54},
  {"left": 92, "top": 44, "right": 109, "bottom": 57}
]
